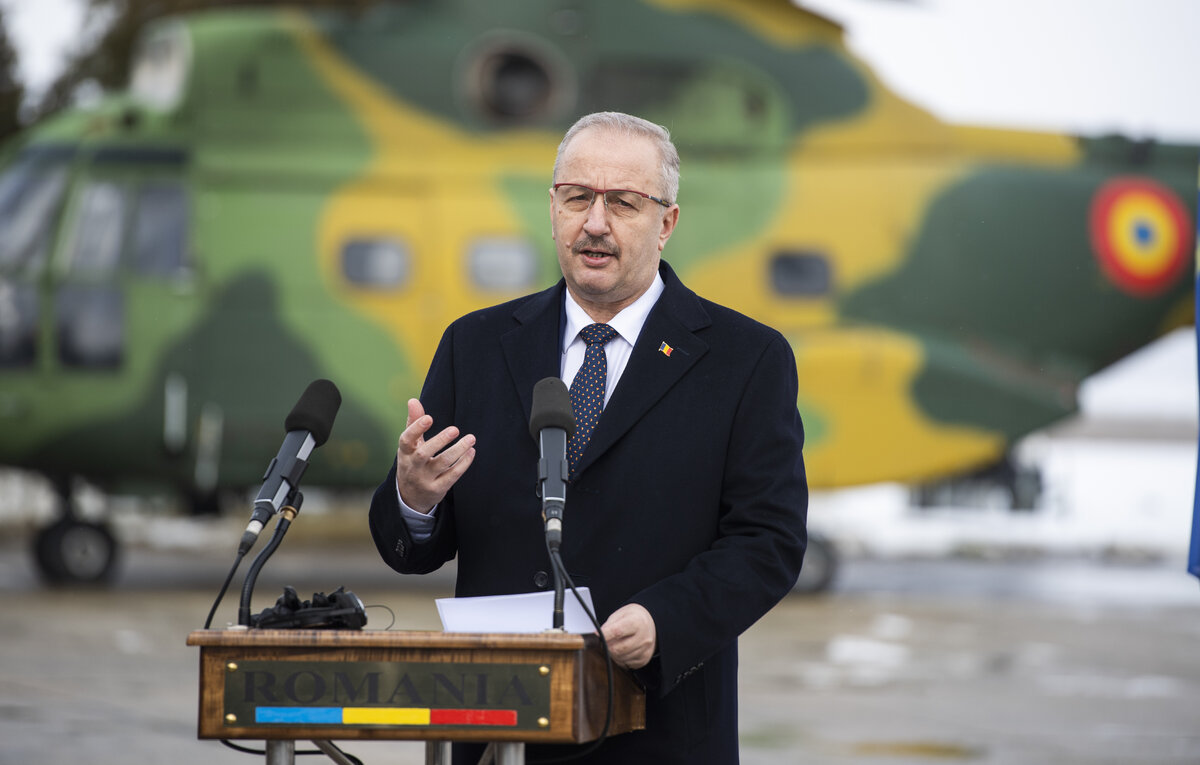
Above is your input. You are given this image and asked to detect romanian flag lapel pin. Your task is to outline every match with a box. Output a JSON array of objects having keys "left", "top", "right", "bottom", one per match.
[{"left": 658, "top": 341, "right": 674, "bottom": 357}]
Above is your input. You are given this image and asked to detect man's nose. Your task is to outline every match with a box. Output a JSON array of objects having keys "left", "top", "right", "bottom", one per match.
[{"left": 582, "top": 194, "right": 611, "bottom": 235}]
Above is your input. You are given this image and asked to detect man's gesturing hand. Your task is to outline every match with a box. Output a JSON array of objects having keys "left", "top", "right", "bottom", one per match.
[
  {"left": 395, "top": 399, "right": 476, "bottom": 514},
  {"left": 600, "top": 603, "right": 657, "bottom": 669}
]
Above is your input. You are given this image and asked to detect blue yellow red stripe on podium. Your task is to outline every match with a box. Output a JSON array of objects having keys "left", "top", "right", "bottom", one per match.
[{"left": 255, "top": 706, "right": 519, "bottom": 726}]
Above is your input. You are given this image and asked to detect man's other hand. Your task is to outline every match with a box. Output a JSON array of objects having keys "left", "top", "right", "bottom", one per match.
[
  {"left": 395, "top": 398, "right": 476, "bottom": 514},
  {"left": 601, "top": 603, "right": 657, "bottom": 669}
]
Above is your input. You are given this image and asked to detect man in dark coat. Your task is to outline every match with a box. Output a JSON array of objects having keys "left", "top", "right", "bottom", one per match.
[{"left": 370, "top": 112, "right": 807, "bottom": 763}]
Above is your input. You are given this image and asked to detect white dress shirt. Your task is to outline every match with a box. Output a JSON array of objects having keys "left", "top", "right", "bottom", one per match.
[{"left": 558, "top": 272, "right": 664, "bottom": 404}]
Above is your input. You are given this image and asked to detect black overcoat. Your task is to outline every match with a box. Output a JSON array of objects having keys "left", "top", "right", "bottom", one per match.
[{"left": 370, "top": 261, "right": 808, "bottom": 763}]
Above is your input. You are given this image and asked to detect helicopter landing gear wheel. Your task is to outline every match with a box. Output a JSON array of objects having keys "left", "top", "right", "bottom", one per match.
[{"left": 33, "top": 518, "right": 118, "bottom": 585}]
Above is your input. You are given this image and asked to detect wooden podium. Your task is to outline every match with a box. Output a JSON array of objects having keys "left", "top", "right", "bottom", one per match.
[{"left": 187, "top": 628, "right": 645, "bottom": 764}]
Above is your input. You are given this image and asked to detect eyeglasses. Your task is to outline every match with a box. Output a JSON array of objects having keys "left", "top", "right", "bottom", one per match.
[{"left": 552, "top": 183, "right": 672, "bottom": 219}]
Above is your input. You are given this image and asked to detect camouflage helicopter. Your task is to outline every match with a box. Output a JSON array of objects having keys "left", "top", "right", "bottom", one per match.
[{"left": 0, "top": 0, "right": 1193, "bottom": 585}]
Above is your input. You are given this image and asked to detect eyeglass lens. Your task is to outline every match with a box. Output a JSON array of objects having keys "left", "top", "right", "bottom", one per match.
[{"left": 555, "top": 185, "right": 648, "bottom": 218}]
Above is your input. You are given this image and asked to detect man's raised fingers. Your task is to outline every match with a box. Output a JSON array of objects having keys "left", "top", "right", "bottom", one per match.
[
  {"left": 417, "top": 424, "right": 465, "bottom": 457},
  {"left": 436, "top": 443, "right": 476, "bottom": 486},
  {"left": 434, "top": 433, "right": 476, "bottom": 467},
  {"left": 405, "top": 398, "right": 425, "bottom": 428},
  {"left": 397, "top": 414, "right": 435, "bottom": 453}
]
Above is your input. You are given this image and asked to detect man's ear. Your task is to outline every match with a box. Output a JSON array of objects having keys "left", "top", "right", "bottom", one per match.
[{"left": 658, "top": 205, "right": 680, "bottom": 251}]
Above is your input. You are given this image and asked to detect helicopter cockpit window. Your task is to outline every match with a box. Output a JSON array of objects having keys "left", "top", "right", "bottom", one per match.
[
  {"left": 0, "top": 148, "right": 73, "bottom": 276},
  {"left": 56, "top": 180, "right": 127, "bottom": 369},
  {"left": 0, "top": 148, "right": 73, "bottom": 367},
  {"left": 342, "top": 238, "right": 410, "bottom": 289},
  {"left": 63, "top": 181, "right": 128, "bottom": 276},
  {"left": 770, "top": 251, "right": 833, "bottom": 297},
  {"left": 132, "top": 183, "right": 189, "bottom": 277},
  {"left": 468, "top": 237, "right": 537, "bottom": 292}
]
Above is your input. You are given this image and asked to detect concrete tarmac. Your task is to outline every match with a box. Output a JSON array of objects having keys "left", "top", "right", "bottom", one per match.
[{"left": 1, "top": 522, "right": 1198, "bottom": 765}]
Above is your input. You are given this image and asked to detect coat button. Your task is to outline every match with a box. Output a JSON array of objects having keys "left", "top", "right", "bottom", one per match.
[{"left": 533, "top": 570, "right": 549, "bottom": 589}]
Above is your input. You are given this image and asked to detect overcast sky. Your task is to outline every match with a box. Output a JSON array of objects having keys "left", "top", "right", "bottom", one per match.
[
  {"left": 804, "top": 0, "right": 1200, "bottom": 142},
  {"left": 3, "top": 0, "right": 85, "bottom": 99},
  {"left": 3, "top": 0, "right": 1196, "bottom": 418}
]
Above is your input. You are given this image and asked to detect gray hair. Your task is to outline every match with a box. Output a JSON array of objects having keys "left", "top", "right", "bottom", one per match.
[{"left": 552, "top": 112, "right": 680, "bottom": 205}]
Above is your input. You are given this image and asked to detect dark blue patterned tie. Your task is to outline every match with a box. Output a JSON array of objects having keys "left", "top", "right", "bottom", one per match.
[{"left": 567, "top": 323, "right": 617, "bottom": 478}]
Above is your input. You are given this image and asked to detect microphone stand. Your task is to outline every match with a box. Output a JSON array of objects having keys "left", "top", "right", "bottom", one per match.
[
  {"left": 530, "top": 377, "right": 575, "bottom": 632},
  {"left": 538, "top": 448, "right": 568, "bottom": 631},
  {"left": 237, "top": 492, "right": 303, "bottom": 627}
]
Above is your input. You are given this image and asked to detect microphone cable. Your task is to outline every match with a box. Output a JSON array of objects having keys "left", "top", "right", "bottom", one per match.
[
  {"left": 203, "top": 550, "right": 246, "bottom": 629},
  {"left": 201, "top": 515, "right": 363, "bottom": 765}
]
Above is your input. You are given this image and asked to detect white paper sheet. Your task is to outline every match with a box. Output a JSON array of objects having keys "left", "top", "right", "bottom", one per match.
[{"left": 436, "top": 588, "right": 596, "bottom": 634}]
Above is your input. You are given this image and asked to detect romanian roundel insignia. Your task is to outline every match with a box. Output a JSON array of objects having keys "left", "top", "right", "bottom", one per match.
[{"left": 1088, "top": 176, "right": 1191, "bottom": 297}]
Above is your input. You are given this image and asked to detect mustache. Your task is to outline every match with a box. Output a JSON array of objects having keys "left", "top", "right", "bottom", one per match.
[{"left": 572, "top": 235, "right": 619, "bottom": 257}]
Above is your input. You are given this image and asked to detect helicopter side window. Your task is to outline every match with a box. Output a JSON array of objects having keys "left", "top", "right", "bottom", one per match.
[
  {"left": 770, "top": 251, "right": 833, "bottom": 297},
  {"left": 468, "top": 237, "right": 538, "bottom": 292},
  {"left": 131, "top": 182, "right": 190, "bottom": 277},
  {"left": 0, "top": 281, "right": 38, "bottom": 367},
  {"left": 55, "top": 284, "right": 124, "bottom": 369},
  {"left": 341, "top": 238, "right": 410, "bottom": 289}
]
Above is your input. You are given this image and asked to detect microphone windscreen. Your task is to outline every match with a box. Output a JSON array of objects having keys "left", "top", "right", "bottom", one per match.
[
  {"left": 284, "top": 379, "right": 342, "bottom": 445},
  {"left": 530, "top": 377, "right": 576, "bottom": 439}
]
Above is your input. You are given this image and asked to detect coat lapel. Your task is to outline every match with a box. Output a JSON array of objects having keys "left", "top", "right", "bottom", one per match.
[
  {"left": 501, "top": 281, "right": 565, "bottom": 431},
  {"left": 573, "top": 263, "right": 711, "bottom": 477}
]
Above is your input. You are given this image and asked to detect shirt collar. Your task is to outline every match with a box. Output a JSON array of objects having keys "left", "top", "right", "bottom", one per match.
[{"left": 562, "top": 271, "right": 665, "bottom": 352}]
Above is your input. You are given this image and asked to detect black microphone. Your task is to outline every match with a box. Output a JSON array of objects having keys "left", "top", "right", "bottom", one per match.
[
  {"left": 530, "top": 377, "right": 576, "bottom": 551},
  {"left": 238, "top": 379, "right": 342, "bottom": 554}
]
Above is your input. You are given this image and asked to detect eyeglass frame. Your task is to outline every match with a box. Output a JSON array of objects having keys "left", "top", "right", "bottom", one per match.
[{"left": 551, "top": 182, "right": 673, "bottom": 213}]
